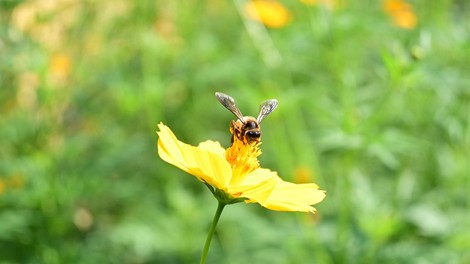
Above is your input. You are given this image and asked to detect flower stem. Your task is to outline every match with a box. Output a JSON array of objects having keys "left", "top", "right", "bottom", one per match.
[{"left": 199, "top": 202, "right": 226, "bottom": 264}]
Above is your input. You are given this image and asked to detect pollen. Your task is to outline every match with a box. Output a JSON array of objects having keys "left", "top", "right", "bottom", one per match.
[{"left": 225, "top": 136, "right": 262, "bottom": 181}]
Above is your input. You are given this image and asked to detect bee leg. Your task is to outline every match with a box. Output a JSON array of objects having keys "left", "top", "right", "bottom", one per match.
[{"left": 229, "top": 121, "right": 236, "bottom": 145}]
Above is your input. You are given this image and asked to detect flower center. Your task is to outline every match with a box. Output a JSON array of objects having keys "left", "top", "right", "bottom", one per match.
[{"left": 225, "top": 136, "right": 261, "bottom": 182}]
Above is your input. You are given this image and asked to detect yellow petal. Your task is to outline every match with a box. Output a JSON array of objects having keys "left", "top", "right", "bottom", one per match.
[
  {"left": 261, "top": 181, "right": 326, "bottom": 212},
  {"left": 157, "top": 123, "right": 232, "bottom": 189},
  {"left": 228, "top": 168, "right": 278, "bottom": 202},
  {"left": 198, "top": 140, "right": 226, "bottom": 157}
]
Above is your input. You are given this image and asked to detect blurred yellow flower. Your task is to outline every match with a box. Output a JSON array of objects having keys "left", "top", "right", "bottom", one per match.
[
  {"left": 245, "top": 0, "right": 292, "bottom": 29},
  {"left": 0, "top": 180, "right": 4, "bottom": 195},
  {"left": 383, "top": 0, "right": 417, "bottom": 29},
  {"left": 8, "top": 174, "right": 25, "bottom": 189},
  {"left": 294, "top": 166, "right": 315, "bottom": 184},
  {"left": 0, "top": 175, "right": 25, "bottom": 195},
  {"left": 50, "top": 54, "right": 72, "bottom": 78},
  {"left": 157, "top": 123, "right": 325, "bottom": 212}
]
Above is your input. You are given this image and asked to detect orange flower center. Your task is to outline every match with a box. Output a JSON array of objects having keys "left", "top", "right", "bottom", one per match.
[{"left": 225, "top": 136, "right": 261, "bottom": 179}]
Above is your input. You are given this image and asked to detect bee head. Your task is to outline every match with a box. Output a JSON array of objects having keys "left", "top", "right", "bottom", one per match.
[
  {"left": 242, "top": 117, "right": 261, "bottom": 140},
  {"left": 242, "top": 117, "right": 259, "bottom": 130}
]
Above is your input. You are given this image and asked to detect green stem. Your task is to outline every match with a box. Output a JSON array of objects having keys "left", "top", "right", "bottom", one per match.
[{"left": 199, "top": 202, "right": 226, "bottom": 264}]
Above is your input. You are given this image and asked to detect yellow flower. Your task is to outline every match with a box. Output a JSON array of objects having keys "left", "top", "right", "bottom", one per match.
[
  {"left": 383, "top": 0, "right": 417, "bottom": 29},
  {"left": 293, "top": 166, "right": 315, "bottom": 184},
  {"left": 50, "top": 53, "right": 72, "bottom": 78},
  {"left": 157, "top": 123, "right": 325, "bottom": 213},
  {"left": 245, "top": 0, "right": 292, "bottom": 29}
]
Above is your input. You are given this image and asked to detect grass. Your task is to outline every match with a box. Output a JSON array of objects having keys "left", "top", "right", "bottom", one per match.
[{"left": 1, "top": 0, "right": 469, "bottom": 263}]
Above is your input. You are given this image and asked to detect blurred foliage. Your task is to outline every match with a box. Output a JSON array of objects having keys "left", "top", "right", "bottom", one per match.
[{"left": 1, "top": 0, "right": 469, "bottom": 263}]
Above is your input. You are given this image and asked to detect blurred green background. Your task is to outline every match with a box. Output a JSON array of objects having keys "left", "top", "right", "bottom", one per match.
[{"left": 1, "top": 0, "right": 469, "bottom": 263}]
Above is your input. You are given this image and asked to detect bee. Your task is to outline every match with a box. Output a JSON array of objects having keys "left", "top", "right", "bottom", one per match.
[{"left": 215, "top": 92, "right": 278, "bottom": 144}]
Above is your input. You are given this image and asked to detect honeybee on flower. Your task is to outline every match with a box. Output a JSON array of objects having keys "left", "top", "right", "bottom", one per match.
[
  {"left": 156, "top": 92, "right": 325, "bottom": 263},
  {"left": 215, "top": 92, "right": 277, "bottom": 144},
  {"left": 157, "top": 92, "right": 324, "bottom": 212}
]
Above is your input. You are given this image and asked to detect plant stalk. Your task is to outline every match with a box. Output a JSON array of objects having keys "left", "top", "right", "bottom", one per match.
[{"left": 199, "top": 201, "right": 226, "bottom": 264}]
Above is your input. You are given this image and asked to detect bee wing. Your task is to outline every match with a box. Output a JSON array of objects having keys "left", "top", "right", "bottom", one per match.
[
  {"left": 215, "top": 92, "right": 245, "bottom": 123},
  {"left": 257, "top": 99, "right": 278, "bottom": 124}
]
